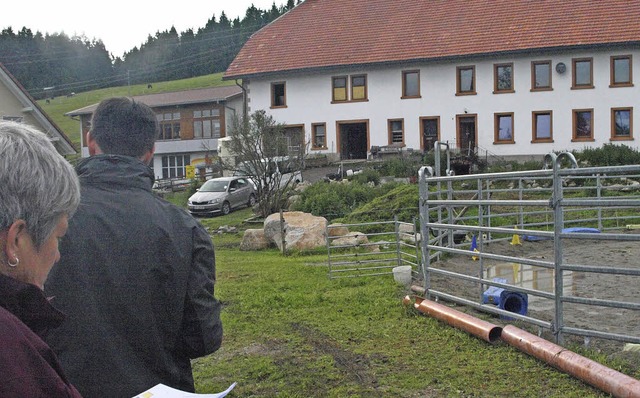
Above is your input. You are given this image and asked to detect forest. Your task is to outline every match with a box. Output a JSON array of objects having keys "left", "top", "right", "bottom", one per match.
[{"left": 0, "top": 1, "right": 299, "bottom": 99}]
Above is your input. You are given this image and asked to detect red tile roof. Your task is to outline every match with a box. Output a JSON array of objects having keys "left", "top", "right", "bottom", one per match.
[
  {"left": 67, "top": 85, "right": 242, "bottom": 116},
  {"left": 224, "top": 0, "right": 640, "bottom": 79}
]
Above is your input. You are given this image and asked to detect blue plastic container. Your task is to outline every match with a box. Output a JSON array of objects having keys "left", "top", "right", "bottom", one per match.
[
  {"left": 483, "top": 278, "right": 528, "bottom": 320},
  {"left": 498, "top": 290, "right": 528, "bottom": 320},
  {"left": 482, "top": 278, "right": 508, "bottom": 305}
]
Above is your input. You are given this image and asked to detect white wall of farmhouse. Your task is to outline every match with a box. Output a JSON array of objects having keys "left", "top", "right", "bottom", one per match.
[{"left": 246, "top": 48, "right": 639, "bottom": 159}]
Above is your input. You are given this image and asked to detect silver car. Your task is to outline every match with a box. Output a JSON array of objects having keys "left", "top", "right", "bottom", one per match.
[{"left": 188, "top": 176, "right": 256, "bottom": 216}]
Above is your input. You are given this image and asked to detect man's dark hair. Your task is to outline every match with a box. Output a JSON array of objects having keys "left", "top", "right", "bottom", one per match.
[{"left": 90, "top": 97, "right": 158, "bottom": 157}]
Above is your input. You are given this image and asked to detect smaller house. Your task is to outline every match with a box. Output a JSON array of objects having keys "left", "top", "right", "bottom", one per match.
[
  {"left": 66, "top": 86, "right": 243, "bottom": 181},
  {"left": 0, "top": 63, "right": 76, "bottom": 156}
]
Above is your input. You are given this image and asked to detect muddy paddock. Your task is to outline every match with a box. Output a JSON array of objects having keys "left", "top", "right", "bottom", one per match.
[{"left": 419, "top": 230, "right": 640, "bottom": 363}]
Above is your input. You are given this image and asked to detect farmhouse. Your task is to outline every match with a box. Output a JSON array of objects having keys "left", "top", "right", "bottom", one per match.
[
  {"left": 0, "top": 62, "right": 75, "bottom": 155},
  {"left": 66, "top": 86, "right": 242, "bottom": 180},
  {"left": 224, "top": 0, "right": 640, "bottom": 162}
]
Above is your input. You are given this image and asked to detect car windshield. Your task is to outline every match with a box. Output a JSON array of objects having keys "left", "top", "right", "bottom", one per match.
[{"left": 200, "top": 180, "right": 229, "bottom": 192}]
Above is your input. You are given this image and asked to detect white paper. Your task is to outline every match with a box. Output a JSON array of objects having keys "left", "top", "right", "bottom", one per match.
[{"left": 132, "top": 382, "right": 237, "bottom": 398}]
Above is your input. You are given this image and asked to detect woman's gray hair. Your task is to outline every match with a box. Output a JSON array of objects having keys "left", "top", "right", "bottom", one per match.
[{"left": 0, "top": 121, "right": 80, "bottom": 248}]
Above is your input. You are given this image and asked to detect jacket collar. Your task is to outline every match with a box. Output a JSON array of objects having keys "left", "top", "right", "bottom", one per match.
[
  {"left": 76, "top": 155, "right": 155, "bottom": 191},
  {"left": 0, "top": 273, "right": 65, "bottom": 337}
]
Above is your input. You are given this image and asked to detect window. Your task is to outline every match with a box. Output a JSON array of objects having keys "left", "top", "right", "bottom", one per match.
[
  {"left": 332, "top": 76, "right": 348, "bottom": 102},
  {"left": 271, "top": 82, "right": 286, "bottom": 108},
  {"left": 494, "top": 113, "right": 514, "bottom": 144},
  {"left": 402, "top": 70, "right": 420, "bottom": 98},
  {"left": 157, "top": 112, "right": 181, "bottom": 140},
  {"left": 193, "top": 108, "right": 221, "bottom": 139},
  {"left": 532, "top": 111, "right": 553, "bottom": 142},
  {"left": 494, "top": 63, "right": 514, "bottom": 93},
  {"left": 420, "top": 117, "right": 439, "bottom": 151},
  {"left": 531, "top": 61, "right": 552, "bottom": 90},
  {"left": 456, "top": 66, "right": 476, "bottom": 95},
  {"left": 572, "top": 109, "right": 594, "bottom": 141},
  {"left": 611, "top": 107, "right": 633, "bottom": 140},
  {"left": 572, "top": 58, "right": 593, "bottom": 89},
  {"left": 351, "top": 75, "right": 367, "bottom": 101},
  {"left": 611, "top": 55, "right": 633, "bottom": 87},
  {"left": 161, "top": 154, "right": 191, "bottom": 179},
  {"left": 388, "top": 119, "right": 404, "bottom": 145},
  {"left": 332, "top": 74, "right": 368, "bottom": 102},
  {"left": 311, "top": 123, "right": 327, "bottom": 149}
]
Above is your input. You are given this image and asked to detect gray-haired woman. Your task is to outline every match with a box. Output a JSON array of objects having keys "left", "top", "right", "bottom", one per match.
[{"left": 0, "top": 121, "right": 82, "bottom": 397}]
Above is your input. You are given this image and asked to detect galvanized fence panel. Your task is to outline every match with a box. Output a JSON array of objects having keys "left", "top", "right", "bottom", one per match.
[
  {"left": 417, "top": 156, "right": 640, "bottom": 346},
  {"left": 327, "top": 218, "right": 420, "bottom": 280}
]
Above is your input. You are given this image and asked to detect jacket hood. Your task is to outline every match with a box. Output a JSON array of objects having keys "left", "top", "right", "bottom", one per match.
[{"left": 76, "top": 155, "right": 155, "bottom": 191}]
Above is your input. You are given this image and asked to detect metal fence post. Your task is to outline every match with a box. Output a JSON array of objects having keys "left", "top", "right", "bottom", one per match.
[
  {"left": 394, "top": 215, "right": 402, "bottom": 268},
  {"left": 279, "top": 209, "right": 287, "bottom": 255}
]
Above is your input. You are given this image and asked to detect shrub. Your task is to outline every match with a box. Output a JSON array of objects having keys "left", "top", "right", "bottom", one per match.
[
  {"left": 349, "top": 168, "right": 381, "bottom": 185},
  {"left": 291, "top": 180, "right": 392, "bottom": 221},
  {"left": 573, "top": 144, "right": 640, "bottom": 166},
  {"left": 374, "top": 157, "right": 423, "bottom": 178}
]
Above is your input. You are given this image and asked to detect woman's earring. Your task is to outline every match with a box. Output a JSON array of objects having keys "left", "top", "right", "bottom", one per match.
[{"left": 8, "top": 256, "right": 19, "bottom": 267}]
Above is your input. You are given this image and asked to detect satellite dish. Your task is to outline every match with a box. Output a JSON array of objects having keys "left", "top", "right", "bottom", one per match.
[{"left": 555, "top": 62, "right": 566, "bottom": 74}]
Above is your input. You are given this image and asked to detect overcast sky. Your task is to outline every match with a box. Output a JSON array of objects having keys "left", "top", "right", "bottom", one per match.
[{"left": 1, "top": 1, "right": 284, "bottom": 57}]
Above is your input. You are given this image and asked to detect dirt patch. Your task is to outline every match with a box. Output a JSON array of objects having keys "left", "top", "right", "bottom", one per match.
[{"left": 420, "top": 232, "right": 640, "bottom": 361}]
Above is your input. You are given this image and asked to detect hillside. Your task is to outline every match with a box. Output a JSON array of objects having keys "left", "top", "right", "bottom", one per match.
[{"left": 37, "top": 72, "right": 234, "bottom": 149}]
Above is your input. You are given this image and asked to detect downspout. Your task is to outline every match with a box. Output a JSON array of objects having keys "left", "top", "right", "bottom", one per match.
[
  {"left": 404, "top": 296, "right": 640, "bottom": 397},
  {"left": 235, "top": 79, "right": 248, "bottom": 121}
]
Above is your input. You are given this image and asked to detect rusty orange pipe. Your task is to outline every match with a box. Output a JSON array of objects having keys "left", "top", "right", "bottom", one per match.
[
  {"left": 501, "top": 325, "right": 640, "bottom": 398},
  {"left": 404, "top": 295, "right": 502, "bottom": 343}
]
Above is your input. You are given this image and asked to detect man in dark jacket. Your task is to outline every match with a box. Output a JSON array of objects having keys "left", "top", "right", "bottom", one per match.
[{"left": 45, "top": 97, "right": 223, "bottom": 398}]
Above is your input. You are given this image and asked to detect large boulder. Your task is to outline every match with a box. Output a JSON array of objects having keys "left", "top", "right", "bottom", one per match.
[
  {"left": 264, "top": 211, "right": 327, "bottom": 251},
  {"left": 240, "top": 229, "right": 272, "bottom": 251},
  {"left": 327, "top": 223, "right": 349, "bottom": 237}
]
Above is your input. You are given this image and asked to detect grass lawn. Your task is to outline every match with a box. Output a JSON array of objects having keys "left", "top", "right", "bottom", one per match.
[{"left": 188, "top": 208, "right": 618, "bottom": 397}]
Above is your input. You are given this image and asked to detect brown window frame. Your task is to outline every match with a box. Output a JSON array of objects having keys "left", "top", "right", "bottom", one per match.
[
  {"left": 387, "top": 118, "right": 405, "bottom": 145},
  {"left": 572, "top": 109, "right": 595, "bottom": 141},
  {"left": 157, "top": 112, "right": 181, "bottom": 140},
  {"left": 572, "top": 58, "right": 594, "bottom": 89},
  {"left": 331, "top": 76, "right": 348, "bottom": 103},
  {"left": 193, "top": 108, "right": 222, "bottom": 139},
  {"left": 456, "top": 65, "right": 476, "bottom": 95},
  {"left": 531, "top": 60, "right": 552, "bottom": 91},
  {"left": 494, "top": 112, "right": 515, "bottom": 144},
  {"left": 271, "top": 82, "right": 287, "bottom": 108},
  {"left": 350, "top": 74, "right": 368, "bottom": 101},
  {"left": 532, "top": 111, "right": 553, "bottom": 143},
  {"left": 311, "top": 122, "right": 327, "bottom": 149},
  {"left": 611, "top": 107, "right": 633, "bottom": 141},
  {"left": 493, "top": 63, "right": 514, "bottom": 94},
  {"left": 402, "top": 70, "right": 421, "bottom": 98},
  {"left": 610, "top": 55, "right": 633, "bottom": 87}
]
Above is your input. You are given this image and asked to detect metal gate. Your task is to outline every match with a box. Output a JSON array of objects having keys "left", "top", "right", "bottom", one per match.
[
  {"left": 327, "top": 219, "right": 420, "bottom": 280},
  {"left": 418, "top": 152, "right": 640, "bottom": 345}
]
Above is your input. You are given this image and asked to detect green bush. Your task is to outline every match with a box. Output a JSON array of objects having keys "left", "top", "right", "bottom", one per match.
[
  {"left": 291, "top": 180, "right": 393, "bottom": 221},
  {"left": 374, "top": 157, "right": 423, "bottom": 178},
  {"left": 573, "top": 143, "right": 640, "bottom": 166},
  {"left": 349, "top": 168, "right": 380, "bottom": 185}
]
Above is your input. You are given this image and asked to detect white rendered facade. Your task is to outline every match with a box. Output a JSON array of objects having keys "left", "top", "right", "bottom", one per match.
[{"left": 244, "top": 48, "right": 639, "bottom": 161}]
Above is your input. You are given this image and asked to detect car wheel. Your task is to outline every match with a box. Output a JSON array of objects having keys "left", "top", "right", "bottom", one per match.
[
  {"left": 221, "top": 201, "right": 231, "bottom": 216},
  {"left": 248, "top": 194, "right": 256, "bottom": 207}
]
